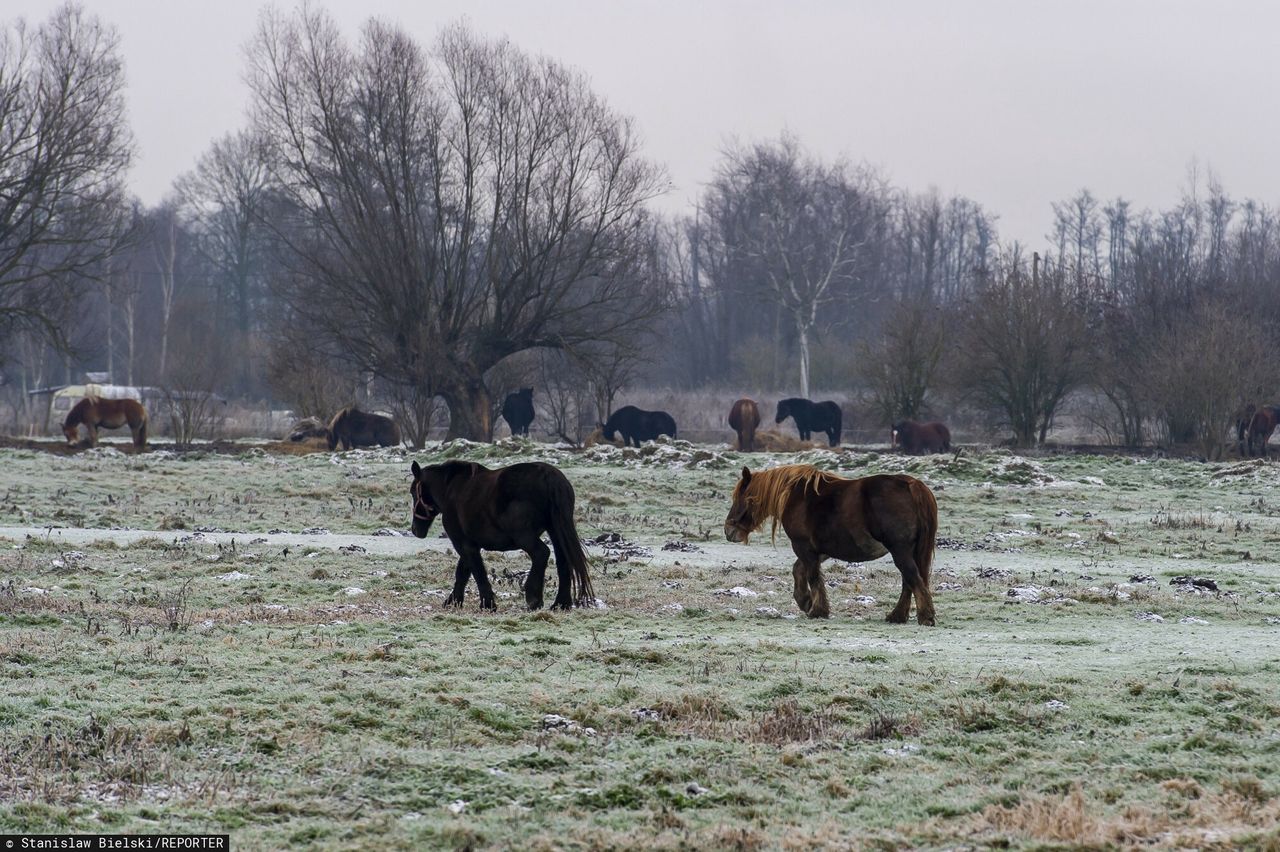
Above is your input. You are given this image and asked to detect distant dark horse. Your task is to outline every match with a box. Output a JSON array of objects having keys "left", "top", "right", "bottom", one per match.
[
  {"left": 502, "top": 388, "right": 535, "bottom": 437},
  {"left": 327, "top": 406, "right": 401, "bottom": 450},
  {"left": 892, "top": 420, "right": 952, "bottom": 455},
  {"left": 63, "top": 397, "right": 148, "bottom": 449},
  {"left": 409, "top": 460, "right": 595, "bottom": 610},
  {"left": 725, "top": 464, "right": 938, "bottom": 624},
  {"left": 728, "top": 398, "right": 761, "bottom": 451},
  {"left": 1247, "top": 405, "right": 1280, "bottom": 457},
  {"left": 1237, "top": 404, "right": 1257, "bottom": 456},
  {"left": 775, "top": 398, "right": 842, "bottom": 447},
  {"left": 601, "top": 405, "right": 677, "bottom": 447}
]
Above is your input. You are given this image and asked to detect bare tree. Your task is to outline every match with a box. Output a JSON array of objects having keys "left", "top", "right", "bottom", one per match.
[
  {"left": 952, "top": 251, "right": 1091, "bottom": 447},
  {"left": 175, "top": 130, "right": 273, "bottom": 392},
  {"left": 857, "top": 299, "right": 947, "bottom": 422},
  {"left": 247, "top": 11, "right": 668, "bottom": 440},
  {"left": 705, "top": 136, "right": 876, "bottom": 397},
  {"left": 0, "top": 4, "right": 132, "bottom": 349},
  {"left": 1145, "top": 301, "right": 1273, "bottom": 459}
]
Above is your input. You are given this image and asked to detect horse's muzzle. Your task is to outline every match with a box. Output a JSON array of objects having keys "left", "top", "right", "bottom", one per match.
[
  {"left": 724, "top": 522, "right": 748, "bottom": 543},
  {"left": 411, "top": 512, "right": 437, "bottom": 538}
]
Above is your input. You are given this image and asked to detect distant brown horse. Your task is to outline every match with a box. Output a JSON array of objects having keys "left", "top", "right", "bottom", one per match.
[
  {"left": 724, "top": 464, "right": 938, "bottom": 625},
  {"left": 892, "top": 420, "right": 951, "bottom": 455},
  {"left": 1247, "top": 406, "right": 1280, "bottom": 457},
  {"left": 62, "top": 397, "right": 148, "bottom": 449},
  {"left": 728, "top": 398, "right": 761, "bottom": 451},
  {"left": 327, "top": 406, "right": 401, "bottom": 450}
]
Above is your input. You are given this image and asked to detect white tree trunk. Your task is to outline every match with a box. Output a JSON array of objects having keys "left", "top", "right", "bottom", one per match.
[{"left": 798, "top": 322, "right": 811, "bottom": 399}]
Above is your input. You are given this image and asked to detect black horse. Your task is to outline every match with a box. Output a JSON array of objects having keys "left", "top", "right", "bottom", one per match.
[
  {"left": 600, "top": 405, "right": 677, "bottom": 447},
  {"left": 775, "top": 398, "right": 842, "bottom": 447},
  {"left": 501, "top": 388, "right": 535, "bottom": 437},
  {"left": 328, "top": 406, "right": 401, "bottom": 450},
  {"left": 409, "top": 460, "right": 595, "bottom": 611}
]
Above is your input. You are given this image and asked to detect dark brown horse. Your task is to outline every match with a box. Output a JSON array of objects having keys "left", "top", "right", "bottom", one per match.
[
  {"left": 1247, "top": 406, "right": 1280, "bottom": 457},
  {"left": 724, "top": 464, "right": 938, "bottom": 625},
  {"left": 892, "top": 420, "right": 951, "bottom": 455},
  {"left": 728, "top": 398, "right": 761, "bottom": 451},
  {"left": 409, "top": 460, "right": 595, "bottom": 611},
  {"left": 62, "top": 397, "right": 148, "bottom": 449},
  {"left": 328, "top": 406, "right": 401, "bottom": 450}
]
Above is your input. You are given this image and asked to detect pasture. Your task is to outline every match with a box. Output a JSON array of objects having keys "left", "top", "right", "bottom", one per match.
[{"left": 1, "top": 439, "right": 1279, "bottom": 849}]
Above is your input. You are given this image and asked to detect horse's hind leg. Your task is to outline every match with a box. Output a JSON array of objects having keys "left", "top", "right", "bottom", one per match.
[
  {"left": 444, "top": 558, "right": 469, "bottom": 607},
  {"left": 524, "top": 538, "right": 549, "bottom": 611},
  {"left": 887, "top": 547, "right": 935, "bottom": 626}
]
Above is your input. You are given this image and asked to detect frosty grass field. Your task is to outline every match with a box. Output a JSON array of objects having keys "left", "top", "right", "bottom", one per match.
[{"left": 1, "top": 437, "right": 1279, "bottom": 849}]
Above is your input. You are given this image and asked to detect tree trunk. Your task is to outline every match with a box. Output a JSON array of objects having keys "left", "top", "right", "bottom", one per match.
[
  {"left": 441, "top": 370, "right": 493, "bottom": 441},
  {"left": 797, "top": 321, "right": 811, "bottom": 399}
]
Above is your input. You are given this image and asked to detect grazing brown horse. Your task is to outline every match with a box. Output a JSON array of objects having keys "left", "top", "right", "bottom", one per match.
[
  {"left": 409, "top": 460, "right": 595, "bottom": 611},
  {"left": 327, "top": 406, "right": 401, "bottom": 450},
  {"left": 892, "top": 420, "right": 951, "bottom": 455},
  {"left": 728, "top": 398, "right": 761, "bottom": 451},
  {"left": 724, "top": 464, "right": 938, "bottom": 625},
  {"left": 1247, "top": 406, "right": 1280, "bottom": 457},
  {"left": 62, "top": 397, "right": 148, "bottom": 449}
]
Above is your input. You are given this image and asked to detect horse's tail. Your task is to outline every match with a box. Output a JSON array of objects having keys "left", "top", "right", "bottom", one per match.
[
  {"left": 910, "top": 478, "right": 938, "bottom": 586},
  {"left": 135, "top": 408, "right": 148, "bottom": 449},
  {"left": 545, "top": 472, "right": 595, "bottom": 606},
  {"left": 388, "top": 419, "right": 402, "bottom": 447}
]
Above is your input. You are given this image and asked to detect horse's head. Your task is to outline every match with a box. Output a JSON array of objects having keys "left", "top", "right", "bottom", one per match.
[
  {"left": 62, "top": 420, "right": 79, "bottom": 445},
  {"left": 599, "top": 421, "right": 615, "bottom": 441},
  {"left": 891, "top": 421, "right": 906, "bottom": 449},
  {"left": 409, "top": 461, "right": 440, "bottom": 538},
  {"left": 724, "top": 466, "right": 758, "bottom": 543},
  {"left": 774, "top": 400, "right": 790, "bottom": 424},
  {"left": 519, "top": 387, "right": 533, "bottom": 400}
]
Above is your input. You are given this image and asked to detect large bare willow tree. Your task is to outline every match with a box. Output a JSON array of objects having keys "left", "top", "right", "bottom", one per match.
[
  {"left": 0, "top": 4, "right": 132, "bottom": 351},
  {"left": 246, "top": 9, "right": 667, "bottom": 439}
]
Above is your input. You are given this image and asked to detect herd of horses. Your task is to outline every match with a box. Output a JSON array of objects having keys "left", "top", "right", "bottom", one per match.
[{"left": 51, "top": 391, "right": 1280, "bottom": 628}]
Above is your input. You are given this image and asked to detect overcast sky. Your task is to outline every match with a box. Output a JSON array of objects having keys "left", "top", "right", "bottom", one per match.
[{"left": 10, "top": 0, "right": 1280, "bottom": 246}]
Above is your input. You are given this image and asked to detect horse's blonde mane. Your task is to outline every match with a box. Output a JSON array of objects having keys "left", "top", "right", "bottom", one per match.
[{"left": 735, "top": 464, "right": 845, "bottom": 541}]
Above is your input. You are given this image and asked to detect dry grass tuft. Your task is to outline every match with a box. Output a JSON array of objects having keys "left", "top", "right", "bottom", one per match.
[
  {"left": 967, "top": 782, "right": 1280, "bottom": 848},
  {"left": 748, "top": 699, "right": 837, "bottom": 745},
  {"left": 752, "top": 429, "right": 821, "bottom": 452},
  {"left": 856, "top": 710, "right": 922, "bottom": 741}
]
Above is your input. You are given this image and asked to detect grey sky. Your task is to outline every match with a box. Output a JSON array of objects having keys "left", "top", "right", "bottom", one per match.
[{"left": 11, "top": 0, "right": 1280, "bottom": 246}]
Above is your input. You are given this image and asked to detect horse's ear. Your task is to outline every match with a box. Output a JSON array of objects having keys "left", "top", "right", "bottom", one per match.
[
  {"left": 411, "top": 461, "right": 421, "bottom": 477},
  {"left": 741, "top": 466, "right": 752, "bottom": 483}
]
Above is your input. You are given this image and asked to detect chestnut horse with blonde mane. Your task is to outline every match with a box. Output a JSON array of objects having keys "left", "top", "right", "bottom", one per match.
[
  {"left": 728, "top": 398, "right": 761, "bottom": 451},
  {"left": 724, "top": 464, "right": 938, "bottom": 624},
  {"left": 62, "top": 397, "right": 148, "bottom": 449}
]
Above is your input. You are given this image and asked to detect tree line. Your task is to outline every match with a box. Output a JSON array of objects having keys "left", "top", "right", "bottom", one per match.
[{"left": 3, "top": 4, "right": 1278, "bottom": 456}]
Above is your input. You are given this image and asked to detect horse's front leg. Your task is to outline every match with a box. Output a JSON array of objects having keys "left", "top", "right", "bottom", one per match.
[
  {"left": 443, "top": 558, "right": 469, "bottom": 607},
  {"left": 804, "top": 558, "right": 831, "bottom": 618},
  {"left": 525, "top": 538, "right": 549, "bottom": 611},
  {"left": 791, "top": 559, "right": 812, "bottom": 614},
  {"left": 470, "top": 552, "right": 497, "bottom": 611},
  {"left": 87, "top": 423, "right": 98, "bottom": 448}
]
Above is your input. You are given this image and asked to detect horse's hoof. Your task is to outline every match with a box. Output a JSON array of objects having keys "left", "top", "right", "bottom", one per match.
[
  {"left": 549, "top": 599, "right": 572, "bottom": 611},
  {"left": 885, "top": 610, "right": 908, "bottom": 624},
  {"left": 444, "top": 595, "right": 463, "bottom": 608},
  {"left": 806, "top": 605, "right": 830, "bottom": 618},
  {"left": 526, "top": 598, "right": 544, "bottom": 611},
  {"left": 918, "top": 613, "right": 937, "bottom": 627}
]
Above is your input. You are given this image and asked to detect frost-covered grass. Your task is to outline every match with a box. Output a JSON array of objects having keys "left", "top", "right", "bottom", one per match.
[{"left": 1, "top": 440, "right": 1279, "bottom": 849}]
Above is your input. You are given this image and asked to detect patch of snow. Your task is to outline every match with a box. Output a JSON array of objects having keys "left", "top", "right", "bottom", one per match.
[
  {"left": 1135, "top": 611, "right": 1165, "bottom": 623},
  {"left": 715, "top": 586, "right": 759, "bottom": 598},
  {"left": 216, "top": 571, "right": 251, "bottom": 581}
]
